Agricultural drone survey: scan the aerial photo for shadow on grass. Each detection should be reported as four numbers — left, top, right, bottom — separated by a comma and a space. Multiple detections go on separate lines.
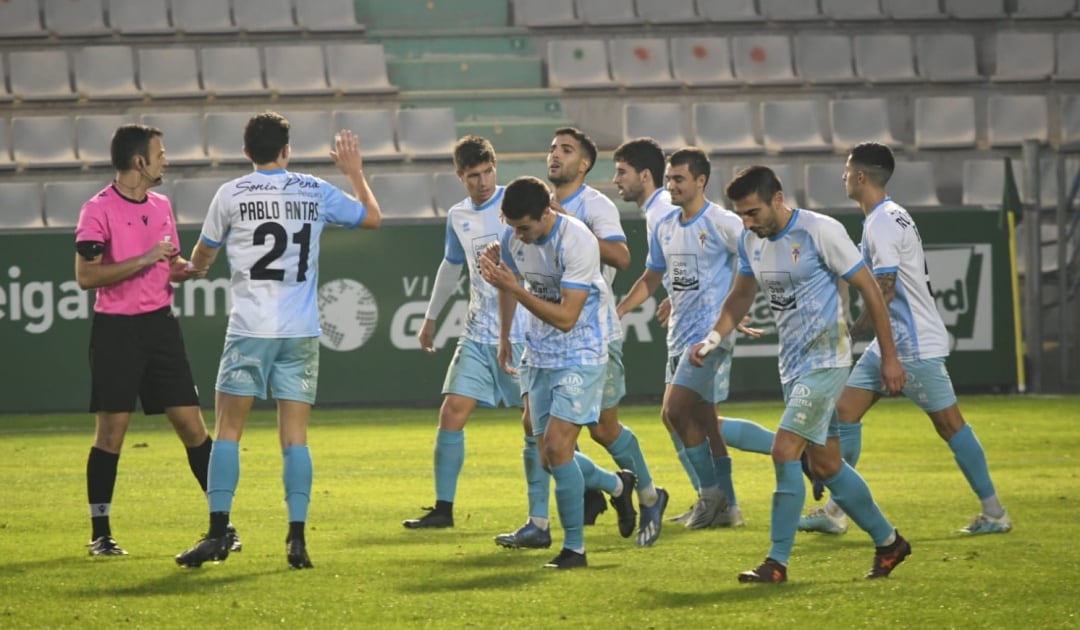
66, 566, 274, 598
637, 581, 812, 607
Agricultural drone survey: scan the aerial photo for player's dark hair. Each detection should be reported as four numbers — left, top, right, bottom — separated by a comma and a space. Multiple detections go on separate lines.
668, 147, 711, 186
453, 135, 497, 172
613, 137, 665, 189
502, 176, 551, 221
554, 126, 598, 175
726, 165, 784, 204
849, 142, 895, 187
244, 111, 290, 165
110, 124, 163, 172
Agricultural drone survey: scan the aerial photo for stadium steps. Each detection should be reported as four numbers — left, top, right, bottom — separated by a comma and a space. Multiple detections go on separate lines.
387, 55, 545, 91
356, 0, 510, 31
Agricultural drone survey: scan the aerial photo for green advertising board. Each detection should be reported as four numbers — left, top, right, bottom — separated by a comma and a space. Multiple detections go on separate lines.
0, 210, 1015, 413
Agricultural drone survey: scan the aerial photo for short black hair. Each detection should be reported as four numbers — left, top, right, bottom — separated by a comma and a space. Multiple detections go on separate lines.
849, 142, 895, 187
454, 135, 496, 172
613, 137, 665, 188
502, 176, 551, 221
244, 111, 290, 165
726, 165, 784, 204
554, 126, 598, 175
668, 147, 711, 186
110, 124, 162, 171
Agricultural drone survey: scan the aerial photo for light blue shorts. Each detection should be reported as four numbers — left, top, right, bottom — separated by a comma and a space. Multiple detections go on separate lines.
779, 367, 849, 446
666, 346, 733, 404
216, 334, 319, 404
602, 339, 627, 410
846, 352, 957, 413
525, 364, 605, 437
442, 337, 524, 408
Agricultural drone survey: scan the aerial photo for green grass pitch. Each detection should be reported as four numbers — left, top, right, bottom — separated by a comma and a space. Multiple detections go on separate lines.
1, 395, 1077, 628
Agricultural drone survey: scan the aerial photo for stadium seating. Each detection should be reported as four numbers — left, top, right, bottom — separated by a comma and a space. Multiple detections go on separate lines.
171, 0, 236, 33
963, 159, 1025, 207
0, 62, 11, 103
853, 34, 919, 83
1013, 0, 1076, 18
670, 37, 738, 87
264, 45, 335, 96
762, 100, 831, 153
107, 0, 172, 35
12, 116, 80, 169
945, 0, 1007, 19
914, 97, 977, 149
992, 31, 1055, 82
695, 0, 761, 21
759, 0, 822, 20
623, 103, 687, 152
513, 0, 578, 26
76, 114, 138, 167
233, 0, 296, 32
43, 180, 107, 227
576, 0, 639, 25
140, 112, 210, 165
731, 35, 799, 85
804, 164, 851, 210
331, 109, 403, 162
692, 102, 762, 154
205, 113, 255, 164
821, 0, 886, 20
636, 0, 697, 23
278, 111, 334, 163
200, 47, 268, 97
326, 44, 397, 95
138, 48, 204, 99
0, 182, 44, 228
1057, 32, 1080, 81
369, 173, 437, 218
729, 163, 800, 206
0, 0, 46, 37
794, 34, 859, 84
295, 0, 365, 31
73, 46, 141, 101
889, 161, 942, 207
398, 109, 457, 161
547, 40, 614, 89
9, 50, 75, 101
882, 0, 946, 18
1059, 95, 1080, 148
434, 172, 465, 215
829, 98, 900, 152
43, 0, 109, 36
0, 121, 13, 169
916, 33, 981, 82
987, 95, 1049, 147
171, 177, 221, 225
609, 39, 679, 88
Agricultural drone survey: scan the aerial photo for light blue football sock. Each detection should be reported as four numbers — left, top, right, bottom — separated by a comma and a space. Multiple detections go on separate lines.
768, 460, 805, 565
712, 455, 736, 507
207, 439, 239, 514
574, 452, 618, 494
948, 424, 997, 501
838, 421, 863, 467
721, 418, 775, 455
523, 436, 549, 519
551, 460, 585, 551
825, 463, 894, 546
434, 428, 465, 503
670, 431, 700, 491
282, 444, 313, 523
684, 441, 718, 490
606, 425, 653, 491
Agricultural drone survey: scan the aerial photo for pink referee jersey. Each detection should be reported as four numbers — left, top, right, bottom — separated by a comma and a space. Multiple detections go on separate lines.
75, 184, 181, 315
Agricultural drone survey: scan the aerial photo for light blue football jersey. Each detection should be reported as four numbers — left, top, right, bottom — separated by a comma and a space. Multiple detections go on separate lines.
647, 200, 743, 356
642, 188, 678, 248
558, 184, 627, 290
200, 169, 365, 338
737, 208, 864, 383
500, 214, 614, 369
444, 186, 527, 344
860, 198, 949, 361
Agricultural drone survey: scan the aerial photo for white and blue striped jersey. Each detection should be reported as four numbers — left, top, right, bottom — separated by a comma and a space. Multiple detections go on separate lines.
500, 214, 613, 369
444, 186, 527, 344
647, 201, 743, 356
860, 198, 949, 360
200, 169, 366, 338
558, 184, 626, 291
737, 209, 864, 383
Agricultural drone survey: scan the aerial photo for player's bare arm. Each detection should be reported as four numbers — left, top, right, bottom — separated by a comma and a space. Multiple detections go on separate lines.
847, 266, 905, 394
690, 272, 758, 366
616, 268, 663, 318
330, 129, 382, 229
851, 271, 897, 337
75, 239, 175, 290
597, 238, 630, 271
496, 288, 519, 375
479, 254, 587, 333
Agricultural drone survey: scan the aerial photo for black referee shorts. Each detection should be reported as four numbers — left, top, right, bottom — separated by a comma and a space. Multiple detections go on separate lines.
88, 306, 201, 415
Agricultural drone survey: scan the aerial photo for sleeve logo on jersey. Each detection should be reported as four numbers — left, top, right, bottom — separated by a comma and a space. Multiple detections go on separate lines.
763, 272, 797, 312
670, 254, 700, 292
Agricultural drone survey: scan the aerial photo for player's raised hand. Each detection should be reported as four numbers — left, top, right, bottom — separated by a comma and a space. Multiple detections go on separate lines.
548, 198, 566, 215
330, 129, 364, 175
479, 253, 515, 290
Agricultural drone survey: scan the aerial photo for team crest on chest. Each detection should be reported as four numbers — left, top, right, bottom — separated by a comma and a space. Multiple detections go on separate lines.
698, 229, 708, 249
791, 243, 801, 265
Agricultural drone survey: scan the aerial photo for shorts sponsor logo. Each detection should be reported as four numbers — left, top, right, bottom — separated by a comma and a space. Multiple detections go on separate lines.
319, 278, 379, 352
791, 384, 812, 398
